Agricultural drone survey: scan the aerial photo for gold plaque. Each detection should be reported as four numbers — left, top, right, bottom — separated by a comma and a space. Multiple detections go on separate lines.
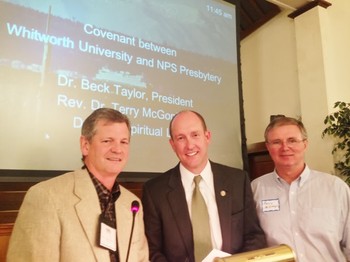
214, 244, 296, 262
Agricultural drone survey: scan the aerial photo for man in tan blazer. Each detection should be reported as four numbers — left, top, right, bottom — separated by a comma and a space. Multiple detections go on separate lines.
7, 108, 148, 262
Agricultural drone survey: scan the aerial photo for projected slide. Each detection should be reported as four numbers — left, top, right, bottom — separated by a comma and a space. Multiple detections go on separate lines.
0, 0, 242, 173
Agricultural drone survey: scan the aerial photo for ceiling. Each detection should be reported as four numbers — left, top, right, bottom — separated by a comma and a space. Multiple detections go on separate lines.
239, 0, 281, 39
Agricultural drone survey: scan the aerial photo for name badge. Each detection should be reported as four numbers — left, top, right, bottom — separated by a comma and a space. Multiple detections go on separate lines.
262, 199, 280, 212
99, 215, 117, 251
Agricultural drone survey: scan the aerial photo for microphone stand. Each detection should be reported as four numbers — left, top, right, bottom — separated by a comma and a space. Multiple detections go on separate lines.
126, 200, 139, 262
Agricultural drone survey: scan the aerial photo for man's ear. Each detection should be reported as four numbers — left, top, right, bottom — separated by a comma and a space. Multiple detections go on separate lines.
205, 130, 212, 143
169, 138, 176, 152
80, 136, 89, 156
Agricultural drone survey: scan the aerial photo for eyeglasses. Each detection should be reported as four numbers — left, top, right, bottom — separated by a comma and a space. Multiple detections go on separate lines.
267, 138, 306, 148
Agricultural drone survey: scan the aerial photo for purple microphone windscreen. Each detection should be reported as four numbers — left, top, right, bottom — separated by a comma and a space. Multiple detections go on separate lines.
131, 200, 140, 213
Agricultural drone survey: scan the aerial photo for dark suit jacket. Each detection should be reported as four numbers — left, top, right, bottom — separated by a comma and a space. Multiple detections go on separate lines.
142, 161, 266, 262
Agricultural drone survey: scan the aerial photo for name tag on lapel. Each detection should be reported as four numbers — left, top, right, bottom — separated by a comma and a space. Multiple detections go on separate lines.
99, 214, 117, 251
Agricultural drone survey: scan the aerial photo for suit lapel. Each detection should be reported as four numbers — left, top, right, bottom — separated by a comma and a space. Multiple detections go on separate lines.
212, 164, 232, 251
73, 170, 110, 261
167, 167, 194, 256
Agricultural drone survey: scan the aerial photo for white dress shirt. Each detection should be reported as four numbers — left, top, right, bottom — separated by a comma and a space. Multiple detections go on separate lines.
180, 161, 223, 250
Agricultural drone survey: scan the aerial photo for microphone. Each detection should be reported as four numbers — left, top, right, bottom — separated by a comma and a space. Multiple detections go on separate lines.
131, 200, 140, 214
126, 200, 140, 262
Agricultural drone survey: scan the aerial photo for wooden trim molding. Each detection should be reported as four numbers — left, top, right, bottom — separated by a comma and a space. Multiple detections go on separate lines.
288, 0, 332, 19
0, 224, 13, 237
247, 142, 275, 180
247, 141, 268, 154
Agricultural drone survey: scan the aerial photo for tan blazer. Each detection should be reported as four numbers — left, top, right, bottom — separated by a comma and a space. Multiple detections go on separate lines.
7, 169, 149, 262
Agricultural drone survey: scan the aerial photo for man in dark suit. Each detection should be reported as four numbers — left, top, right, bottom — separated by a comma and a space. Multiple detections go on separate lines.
142, 110, 266, 262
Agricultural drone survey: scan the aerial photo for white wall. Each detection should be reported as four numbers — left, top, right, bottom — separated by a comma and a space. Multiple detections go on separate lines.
325, 0, 350, 104
241, 0, 350, 173
241, 9, 300, 144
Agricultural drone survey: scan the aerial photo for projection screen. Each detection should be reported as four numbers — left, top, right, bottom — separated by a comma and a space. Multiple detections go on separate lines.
0, 0, 245, 180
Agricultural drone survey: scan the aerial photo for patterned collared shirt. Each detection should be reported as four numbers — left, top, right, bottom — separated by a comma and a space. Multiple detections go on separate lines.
88, 169, 121, 262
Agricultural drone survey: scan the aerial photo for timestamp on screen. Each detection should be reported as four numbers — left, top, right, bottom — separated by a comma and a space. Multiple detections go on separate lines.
206, 5, 233, 19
